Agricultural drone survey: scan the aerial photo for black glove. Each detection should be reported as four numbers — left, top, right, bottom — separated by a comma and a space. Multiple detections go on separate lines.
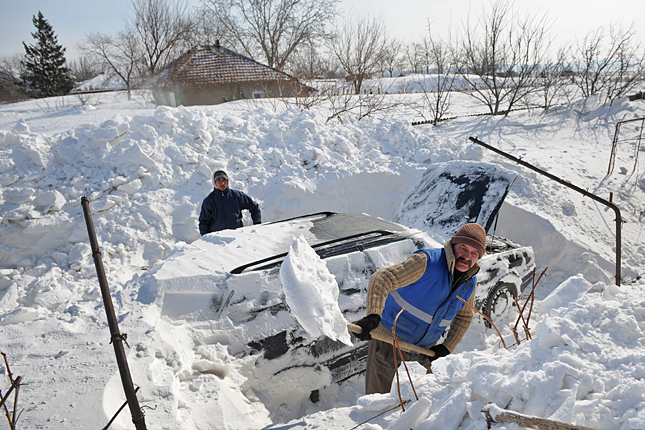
351, 314, 381, 341
429, 344, 450, 361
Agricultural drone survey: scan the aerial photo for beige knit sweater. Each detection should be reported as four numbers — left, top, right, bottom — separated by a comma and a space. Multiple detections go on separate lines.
366, 240, 480, 352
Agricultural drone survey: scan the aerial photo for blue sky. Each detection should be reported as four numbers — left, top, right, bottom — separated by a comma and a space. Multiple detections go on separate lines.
1, 0, 643, 60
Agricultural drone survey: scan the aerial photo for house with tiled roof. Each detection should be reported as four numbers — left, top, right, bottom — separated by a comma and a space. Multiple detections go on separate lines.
155, 42, 313, 106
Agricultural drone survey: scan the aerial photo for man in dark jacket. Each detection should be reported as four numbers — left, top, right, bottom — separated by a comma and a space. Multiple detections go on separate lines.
351, 223, 486, 394
198, 170, 262, 236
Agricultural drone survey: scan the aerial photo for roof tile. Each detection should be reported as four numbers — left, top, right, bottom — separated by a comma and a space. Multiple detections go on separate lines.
159, 45, 297, 87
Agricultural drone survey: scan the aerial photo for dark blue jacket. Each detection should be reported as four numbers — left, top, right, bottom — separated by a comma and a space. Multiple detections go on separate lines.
380, 248, 477, 347
198, 187, 261, 235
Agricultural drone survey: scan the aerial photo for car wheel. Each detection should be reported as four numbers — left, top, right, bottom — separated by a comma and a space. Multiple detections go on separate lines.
482, 282, 518, 327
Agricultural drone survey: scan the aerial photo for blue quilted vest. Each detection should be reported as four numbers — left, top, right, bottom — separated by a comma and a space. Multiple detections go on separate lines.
380, 248, 477, 347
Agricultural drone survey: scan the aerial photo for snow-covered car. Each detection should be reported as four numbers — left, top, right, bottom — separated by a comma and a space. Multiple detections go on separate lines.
136, 161, 535, 416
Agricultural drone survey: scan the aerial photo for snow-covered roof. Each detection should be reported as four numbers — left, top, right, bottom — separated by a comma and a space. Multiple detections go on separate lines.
158, 43, 300, 87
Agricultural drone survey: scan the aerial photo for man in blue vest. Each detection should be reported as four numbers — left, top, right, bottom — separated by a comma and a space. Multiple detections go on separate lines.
351, 223, 486, 394
198, 170, 262, 235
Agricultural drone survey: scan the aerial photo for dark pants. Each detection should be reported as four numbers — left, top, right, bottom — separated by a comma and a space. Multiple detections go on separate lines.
365, 339, 435, 394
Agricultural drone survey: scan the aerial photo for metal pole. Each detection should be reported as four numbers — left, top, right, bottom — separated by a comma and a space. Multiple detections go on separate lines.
469, 137, 622, 286
608, 122, 620, 175
634, 118, 644, 173
608, 117, 645, 175
81, 196, 147, 429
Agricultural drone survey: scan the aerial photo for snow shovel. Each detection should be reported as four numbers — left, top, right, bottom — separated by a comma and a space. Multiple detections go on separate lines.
347, 323, 435, 357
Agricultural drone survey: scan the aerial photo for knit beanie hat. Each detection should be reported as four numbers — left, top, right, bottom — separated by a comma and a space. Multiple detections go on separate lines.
451, 223, 487, 257
213, 170, 228, 182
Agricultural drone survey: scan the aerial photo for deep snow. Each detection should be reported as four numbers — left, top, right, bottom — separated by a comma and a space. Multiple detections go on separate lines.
0, 75, 645, 429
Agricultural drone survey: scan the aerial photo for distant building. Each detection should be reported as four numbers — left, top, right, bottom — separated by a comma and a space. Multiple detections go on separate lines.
155, 42, 314, 106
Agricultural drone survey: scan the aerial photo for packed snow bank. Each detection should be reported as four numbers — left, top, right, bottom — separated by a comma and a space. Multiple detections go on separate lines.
495, 203, 615, 294
2, 91, 636, 324
267, 276, 645, 430
0, 104, 448, 323
1, 88, 644, 429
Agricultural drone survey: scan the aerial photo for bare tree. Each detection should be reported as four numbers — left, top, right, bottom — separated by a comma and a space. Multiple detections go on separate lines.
454, 1, 510, 114
454, 1, 550, 115
425, 26, 451, 75
537, 47, 571, 111
418, 36, 436, 74
80, 29, 145, 100
604, 37, 645, 106
501, 10, 550, 113
572, 24, 645, 106
190, 10, 227, 47
380, 37, 404, 77
67, 54, 102, 82
574, 27, 613, 99
403, 42, 425, 75
0, 54, 27, 102
288, 41, 339, 79
330, 14, 388, 95
201, 0, 339, 71
128, 0, 196, 76
77, 0, 196, 103
414, 22, 456, 76
417, 27, 457, 125
325, 86, 405, 122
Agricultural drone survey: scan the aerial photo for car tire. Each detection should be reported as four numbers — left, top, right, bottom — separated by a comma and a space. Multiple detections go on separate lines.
482, 282, 518, 327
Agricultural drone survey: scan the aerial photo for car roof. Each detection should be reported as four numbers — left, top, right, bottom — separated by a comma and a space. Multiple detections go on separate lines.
284, 212, 407, 242
183, 161, 517, 276
229, 212, 416, 274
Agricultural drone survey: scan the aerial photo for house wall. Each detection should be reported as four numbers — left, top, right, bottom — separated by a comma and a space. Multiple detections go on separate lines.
158, 81, 310, 106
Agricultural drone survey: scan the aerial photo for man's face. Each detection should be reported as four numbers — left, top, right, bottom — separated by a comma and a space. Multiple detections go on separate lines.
453, 242, 480, 272
215, 178, 228, 191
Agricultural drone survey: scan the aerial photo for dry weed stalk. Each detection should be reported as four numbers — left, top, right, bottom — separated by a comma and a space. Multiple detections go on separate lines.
512, 267, 548, 345
513, 297, 532, 341
457, 296, 507, 349
391, 307, 419, 412
0, 352, 21, 430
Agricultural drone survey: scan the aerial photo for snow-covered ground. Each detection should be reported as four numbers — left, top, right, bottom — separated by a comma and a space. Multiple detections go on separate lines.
1, 75, 645, 429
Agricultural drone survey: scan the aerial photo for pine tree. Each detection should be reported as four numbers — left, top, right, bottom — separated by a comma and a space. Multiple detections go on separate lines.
21, 11, 74, 97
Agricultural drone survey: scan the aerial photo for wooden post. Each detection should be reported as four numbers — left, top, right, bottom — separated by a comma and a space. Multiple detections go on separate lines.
482, 403, 600, 430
